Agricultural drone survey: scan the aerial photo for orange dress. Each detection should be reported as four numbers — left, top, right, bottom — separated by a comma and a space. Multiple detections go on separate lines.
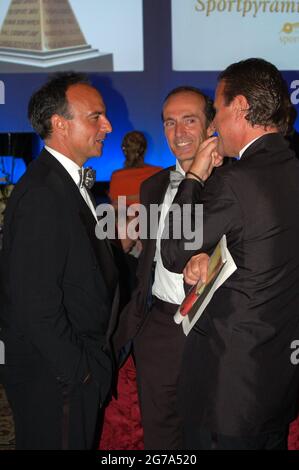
109, 164, 162, 206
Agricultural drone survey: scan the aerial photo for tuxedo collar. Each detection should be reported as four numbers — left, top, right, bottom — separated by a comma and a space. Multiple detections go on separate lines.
148, 165, 175, 207
241, 133, 288, 161
141, 165, 175, 256
39, 149, 94, 221
39, 148, 81, 190
44, 145, 81, 186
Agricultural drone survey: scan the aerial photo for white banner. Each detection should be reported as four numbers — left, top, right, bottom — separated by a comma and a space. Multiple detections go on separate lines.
172, 0, 299, 70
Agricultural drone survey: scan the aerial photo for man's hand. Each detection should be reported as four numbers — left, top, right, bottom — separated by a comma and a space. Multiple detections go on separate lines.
187, 136, 223, 182
183, 253, 210, 285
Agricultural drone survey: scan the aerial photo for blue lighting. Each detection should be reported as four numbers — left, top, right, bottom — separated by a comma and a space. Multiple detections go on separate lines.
0, 156, 26, 184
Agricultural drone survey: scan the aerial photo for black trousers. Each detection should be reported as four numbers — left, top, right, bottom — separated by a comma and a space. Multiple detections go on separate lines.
183, 426, 289, 450
4, 365, 103, 450
134, 297, 186, 450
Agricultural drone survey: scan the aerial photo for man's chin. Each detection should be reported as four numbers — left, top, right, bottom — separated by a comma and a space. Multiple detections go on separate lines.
94, 142, 103, 156
89, 150, 103, 158
175, 154, 194, 164
174, 145, 194, 156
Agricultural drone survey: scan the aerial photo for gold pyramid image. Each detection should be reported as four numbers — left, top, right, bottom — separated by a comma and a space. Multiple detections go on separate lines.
0, 0, 113, 72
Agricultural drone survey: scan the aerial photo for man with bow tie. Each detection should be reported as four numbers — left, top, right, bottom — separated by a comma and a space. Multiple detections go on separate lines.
115, 86, 215, 449
0, 72, 119, 449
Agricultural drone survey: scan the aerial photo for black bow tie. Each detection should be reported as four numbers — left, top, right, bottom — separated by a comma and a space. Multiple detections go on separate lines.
78, 167, 96, 190
169, 170, 184, 189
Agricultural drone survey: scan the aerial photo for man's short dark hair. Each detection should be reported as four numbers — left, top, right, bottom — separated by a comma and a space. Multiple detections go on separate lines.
162, 86, 215, 127
219, 58, 292, 135
28, 72, 90, 140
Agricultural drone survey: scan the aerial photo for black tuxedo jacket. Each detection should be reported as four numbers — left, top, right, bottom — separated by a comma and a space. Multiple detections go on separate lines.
161, 133, 299, 435
113, 166, 175, 351
0, 149, 119, 403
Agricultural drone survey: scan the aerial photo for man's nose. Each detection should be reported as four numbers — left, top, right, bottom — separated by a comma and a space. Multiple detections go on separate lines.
101, 116, 112, 134
175, 121, 186, 136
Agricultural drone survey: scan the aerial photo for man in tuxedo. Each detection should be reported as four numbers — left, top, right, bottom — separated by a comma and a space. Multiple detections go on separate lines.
161, 59, 299, 450
115, 87, 215, 449
0, 73, 119, 449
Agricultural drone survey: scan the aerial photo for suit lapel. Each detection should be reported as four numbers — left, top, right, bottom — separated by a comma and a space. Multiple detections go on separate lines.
141, 166, 174, 276
77, 197, 118, 295
143, 166, 174, 213
85, 186, 113, 256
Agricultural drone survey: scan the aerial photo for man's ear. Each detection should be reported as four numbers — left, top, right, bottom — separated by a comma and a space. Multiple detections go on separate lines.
51, 114, 67, 133
233, 95, 249, 119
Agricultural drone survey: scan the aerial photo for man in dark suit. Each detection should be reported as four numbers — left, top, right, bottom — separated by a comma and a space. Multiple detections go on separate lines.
115, 87, 215, 449
0, 73, 119, 449
161, 58, 299, 450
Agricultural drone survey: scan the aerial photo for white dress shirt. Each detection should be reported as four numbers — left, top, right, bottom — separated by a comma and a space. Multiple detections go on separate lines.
45, 146, 98, 223
152, 161, 186, 304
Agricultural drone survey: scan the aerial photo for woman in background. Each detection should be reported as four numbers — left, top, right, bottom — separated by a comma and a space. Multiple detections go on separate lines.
110, 130, 162, 208
110, 131, 162, 284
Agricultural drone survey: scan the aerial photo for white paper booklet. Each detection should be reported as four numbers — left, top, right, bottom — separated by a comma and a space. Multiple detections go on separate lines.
174, 235, 237, 336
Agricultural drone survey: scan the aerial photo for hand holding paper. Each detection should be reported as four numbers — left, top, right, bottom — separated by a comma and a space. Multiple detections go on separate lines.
183, 253, 210, 285
174, 235, 237, 335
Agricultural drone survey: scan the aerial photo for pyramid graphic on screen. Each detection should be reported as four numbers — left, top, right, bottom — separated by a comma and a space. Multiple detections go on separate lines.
0, 0, 113, 71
